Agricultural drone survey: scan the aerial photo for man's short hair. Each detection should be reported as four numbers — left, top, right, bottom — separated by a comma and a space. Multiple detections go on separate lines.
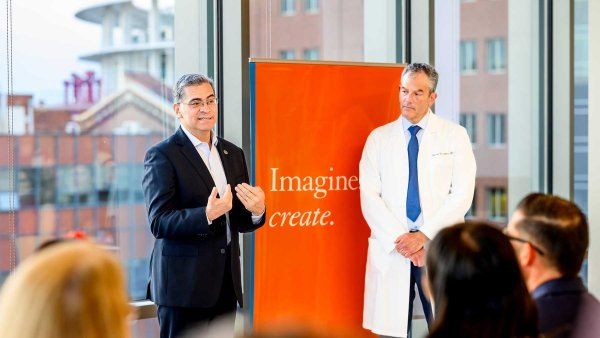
516, 193, 588, 277
173, 74, 215, 104
401, 63, 439, 93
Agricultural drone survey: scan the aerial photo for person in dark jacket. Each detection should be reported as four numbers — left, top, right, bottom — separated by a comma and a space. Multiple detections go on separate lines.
506, 193, 598, 338
143, 74, 266, 338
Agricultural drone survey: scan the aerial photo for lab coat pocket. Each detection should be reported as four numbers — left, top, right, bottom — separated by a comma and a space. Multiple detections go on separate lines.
368, 237, 391, 274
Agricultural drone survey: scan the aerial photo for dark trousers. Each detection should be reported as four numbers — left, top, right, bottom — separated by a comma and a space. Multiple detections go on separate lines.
157, 245, 237, 338
407, 263, 433, 336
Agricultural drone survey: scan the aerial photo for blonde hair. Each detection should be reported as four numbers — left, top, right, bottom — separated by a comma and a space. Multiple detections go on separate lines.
0, 241, 131, 338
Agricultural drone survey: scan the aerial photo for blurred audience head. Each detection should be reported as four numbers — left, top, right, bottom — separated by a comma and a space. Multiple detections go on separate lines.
0, 241, 132, 338
507, 193, 588, 290
426, 221, 538, 338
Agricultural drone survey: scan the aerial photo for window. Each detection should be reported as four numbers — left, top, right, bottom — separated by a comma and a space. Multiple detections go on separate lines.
281, 0, 296, 15
487, 38, 506, 73
460, 113, 477, 144
303, 48, 319, 60
305, 0, 319, 13
466, 189, 477, 218
279, 50, 296, 60
0, 168, 18, 212
460, 40, 477, 74
18, 168, 36, 208
0, 2, 173, 320
487, 187, 507, 220
487, 113, 506, 146
160, 53, 167, 81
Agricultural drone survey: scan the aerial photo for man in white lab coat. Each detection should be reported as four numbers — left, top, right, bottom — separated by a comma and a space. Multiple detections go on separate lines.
360, 63, 476, 337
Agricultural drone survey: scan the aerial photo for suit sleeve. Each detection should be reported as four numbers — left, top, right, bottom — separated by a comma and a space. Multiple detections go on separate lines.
232, 148, 266, 233
359, 132, 407, 254
419, 127, 476, 240
143, 146, 214, 239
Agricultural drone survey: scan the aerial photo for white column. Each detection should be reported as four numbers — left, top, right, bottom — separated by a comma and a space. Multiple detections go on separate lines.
148, 0, 160, 43
552, 0, 574, 200
363, 0, 396, 62
411, 0, 433, 64
120, 4, 133, 45
174, 0, 210, 77
507, 0, 542, 211
102, 8, 116, 48
434, 0, 460, 122
222, 0, 249, 148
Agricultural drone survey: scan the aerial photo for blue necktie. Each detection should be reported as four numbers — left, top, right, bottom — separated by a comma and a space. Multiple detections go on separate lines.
406, 125, 421, 222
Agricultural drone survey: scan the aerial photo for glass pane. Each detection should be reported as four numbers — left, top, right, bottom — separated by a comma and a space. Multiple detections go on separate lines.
0, 0, 176, 301
439, 0, 541, 223
251, 0, 406, 63
574, 0, 588, 283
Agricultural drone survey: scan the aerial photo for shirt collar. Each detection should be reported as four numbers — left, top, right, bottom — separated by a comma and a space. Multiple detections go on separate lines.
401, 109, 431, 133
180, 125, 218, 148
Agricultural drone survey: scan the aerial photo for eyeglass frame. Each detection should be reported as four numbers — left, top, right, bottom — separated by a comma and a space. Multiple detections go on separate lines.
502, 227, 546, 256
178, 97, 219, 109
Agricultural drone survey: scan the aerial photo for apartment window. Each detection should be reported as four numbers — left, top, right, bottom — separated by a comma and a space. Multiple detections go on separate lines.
305, 0, 319, 12
487, 113, 506, 146
57, 165, 94, 207
281, 0, 295, 15
487, 187, 507, 220
18, 168, 36, 207
487, 38, 506, 73
460, 113, 477, 144
279, 50, 296, 60
0, 168, 18, 211
39, 167, 56, 205
303, 48, 319, 60
160, 53, 167, 81
95, 164, 112, 204
460, 40, 477, 74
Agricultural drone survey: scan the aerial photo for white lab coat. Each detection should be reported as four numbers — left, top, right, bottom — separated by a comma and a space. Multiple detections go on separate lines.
360, 112, 476, 337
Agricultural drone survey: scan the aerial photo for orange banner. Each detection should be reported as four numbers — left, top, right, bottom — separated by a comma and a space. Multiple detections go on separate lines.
251, 60, 405, 336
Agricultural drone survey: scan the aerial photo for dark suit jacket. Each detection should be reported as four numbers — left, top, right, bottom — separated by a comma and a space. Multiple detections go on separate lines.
533, 277, 599, 338
142, 127, 265, 308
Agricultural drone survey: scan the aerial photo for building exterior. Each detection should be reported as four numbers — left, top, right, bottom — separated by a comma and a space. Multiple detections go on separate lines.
250, 0, 363, 61
459, 0, 509, 222
75, 0, 175, 96
0, 1, 176, 309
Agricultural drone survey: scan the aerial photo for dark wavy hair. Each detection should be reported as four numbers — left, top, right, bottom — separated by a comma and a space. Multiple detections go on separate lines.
426, 222, 538, 338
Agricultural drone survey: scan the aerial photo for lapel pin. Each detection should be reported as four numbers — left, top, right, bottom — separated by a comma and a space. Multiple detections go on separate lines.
224, 150, 228, 155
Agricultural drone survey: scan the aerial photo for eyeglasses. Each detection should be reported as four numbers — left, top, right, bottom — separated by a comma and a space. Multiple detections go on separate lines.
179, 97, 218, 109
502, 227, 545, 256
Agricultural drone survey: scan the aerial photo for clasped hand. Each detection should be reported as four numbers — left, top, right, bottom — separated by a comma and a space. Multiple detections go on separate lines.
395, 231, 429, 267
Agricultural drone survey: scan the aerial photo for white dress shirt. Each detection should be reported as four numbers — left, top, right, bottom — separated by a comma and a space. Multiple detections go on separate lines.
181, 126, 263, 244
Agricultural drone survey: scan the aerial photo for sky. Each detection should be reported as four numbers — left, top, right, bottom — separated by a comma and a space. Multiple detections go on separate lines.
0, 0, 171, 106
0, 0, 104, 105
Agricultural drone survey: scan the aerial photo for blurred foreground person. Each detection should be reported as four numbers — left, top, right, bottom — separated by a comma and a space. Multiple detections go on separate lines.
0, 241, 132, 338
426, 222, 538, 338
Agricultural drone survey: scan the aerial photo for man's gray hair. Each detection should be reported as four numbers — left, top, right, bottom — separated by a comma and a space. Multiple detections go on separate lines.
173, 74, 215, 103
401, 63, 439, 93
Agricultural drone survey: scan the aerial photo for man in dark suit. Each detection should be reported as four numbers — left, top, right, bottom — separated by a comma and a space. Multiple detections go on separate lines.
143, 74, 266, 338
505, 193, 598, 338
